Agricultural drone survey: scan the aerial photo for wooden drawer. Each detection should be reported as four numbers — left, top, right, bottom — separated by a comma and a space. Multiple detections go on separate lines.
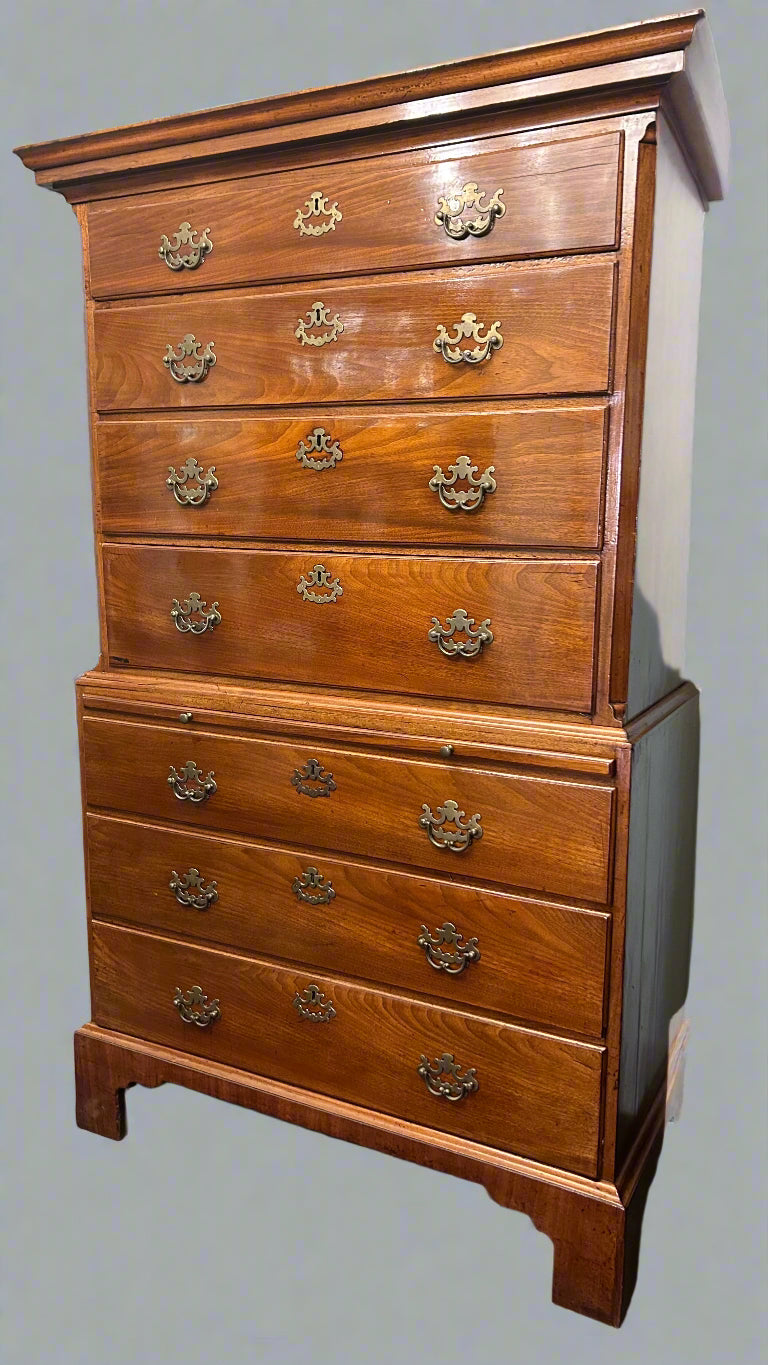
87, 813, 610, 1036
86, 129, 622, 298
102, 545, 598, 713
91, 259, 615, 410
81, 718, 614, 902
96, 405, 608, 548
91, 922, 605, 1174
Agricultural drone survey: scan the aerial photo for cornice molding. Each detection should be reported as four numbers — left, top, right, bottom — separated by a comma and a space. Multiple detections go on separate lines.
14, 11, 728, 202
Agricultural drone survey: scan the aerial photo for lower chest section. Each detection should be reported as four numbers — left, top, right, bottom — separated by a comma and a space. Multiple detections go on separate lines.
80, 693, 620, 1181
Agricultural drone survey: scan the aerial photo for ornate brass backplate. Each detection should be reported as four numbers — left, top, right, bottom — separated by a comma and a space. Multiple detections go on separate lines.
417, 921, 481, 974
293, 983, 336, 1022
163, 333, 216, 383
418, 1052, 479, 1101
295, 427, 344, 470
293, 191, 343, 236
171, 591, 221, 634
173, 985, 221, 1027
169, 867, 219, 910
419, 800, 483, 852
297, 563, 343, 603
429, 456, 497, 512
158, 221, 213, 270
434, 182, 505, 240
428, 609, 493, 658
168, 761, 217, 803
167, 457, 218, 506
295, 301, 344, 347
292, 866, 337, 905
433, 313, 503, 365
291, 758, 336, 798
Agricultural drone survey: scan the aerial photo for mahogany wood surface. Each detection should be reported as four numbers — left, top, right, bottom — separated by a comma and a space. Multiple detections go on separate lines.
617, 689, 699, 1162
91, 258, 616, 410
86, 127, 621, 298
30, 100, 653, 208
90, 921, 605, 1174
624, 116, 705, 720
101, 544, 600, 711
74, 1020, 678, 1324
17, 17, 698, 170
76, 665, 628, 766
608, 124, 656, 722
15, 15, 727, 207
86, 811, 610, 1036
96, 404, 608, 548
15, 8, 729, 1325
81, 716, 615, 902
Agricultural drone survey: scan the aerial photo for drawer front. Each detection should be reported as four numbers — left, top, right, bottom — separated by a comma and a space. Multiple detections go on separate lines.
91, 922, 605, 1174
102, 546, 599, 713
82, 718, 614, 902
91, 260, 615, 410
97, 405, 607, 548
86, 129, 622, 298
87, 814, 610, 1036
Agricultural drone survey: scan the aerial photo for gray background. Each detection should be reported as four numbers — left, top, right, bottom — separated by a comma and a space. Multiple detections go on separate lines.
2, 2, 766, 1361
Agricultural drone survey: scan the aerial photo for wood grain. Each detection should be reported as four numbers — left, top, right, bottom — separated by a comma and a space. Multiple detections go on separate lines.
81, 717, 615, 902
86, 128, 621, 297
101, 545, 600, 712
96, 404, 608, 548
76, 665, 625, 771
16, 11, 729, 1326
91, 259, 616, 410
606, 123, 656, 723
90, 921, 605, 1174
624, 116, 705, 720
75, 1021, 673, 1324
16, 15, 701, 172
86, 812, 610, 1036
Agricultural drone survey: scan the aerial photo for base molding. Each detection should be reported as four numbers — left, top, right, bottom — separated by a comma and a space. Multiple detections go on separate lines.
73, 1021, 684, 1325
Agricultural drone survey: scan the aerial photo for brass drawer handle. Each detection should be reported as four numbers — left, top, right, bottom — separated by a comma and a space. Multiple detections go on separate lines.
429, 610, 493, 658
293, 983, 336, 1022
433, 313, 503, 365
291, 759, 336, 798
293, 866, 336, 905
163, 333, 216, 383
173, 985, 221, 1027
158, 221, 213, 270
170, 867, 219, 910
297, 563, 343, 603
168, 761, 217, 803
420, 800, 483, 852
418, 1052, 479, 1101
417, 922, 480, 974
171, 592, 221, 634
295, 427, 344, 470
429, 457, 496, 512
434, 182, 505, 240
167, 458, 218, 506
295, 301, 344, 347
293, 191, 342, 236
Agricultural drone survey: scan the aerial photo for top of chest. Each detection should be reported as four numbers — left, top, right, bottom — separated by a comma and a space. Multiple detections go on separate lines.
15, 11, 728, 224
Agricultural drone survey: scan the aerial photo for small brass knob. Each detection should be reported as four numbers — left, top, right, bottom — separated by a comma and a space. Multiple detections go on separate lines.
439, 743, 454, 758
179, 711, 193, 723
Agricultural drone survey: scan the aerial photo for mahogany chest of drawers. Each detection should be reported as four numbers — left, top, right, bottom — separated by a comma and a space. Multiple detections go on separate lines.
15, 10, 728, 1326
